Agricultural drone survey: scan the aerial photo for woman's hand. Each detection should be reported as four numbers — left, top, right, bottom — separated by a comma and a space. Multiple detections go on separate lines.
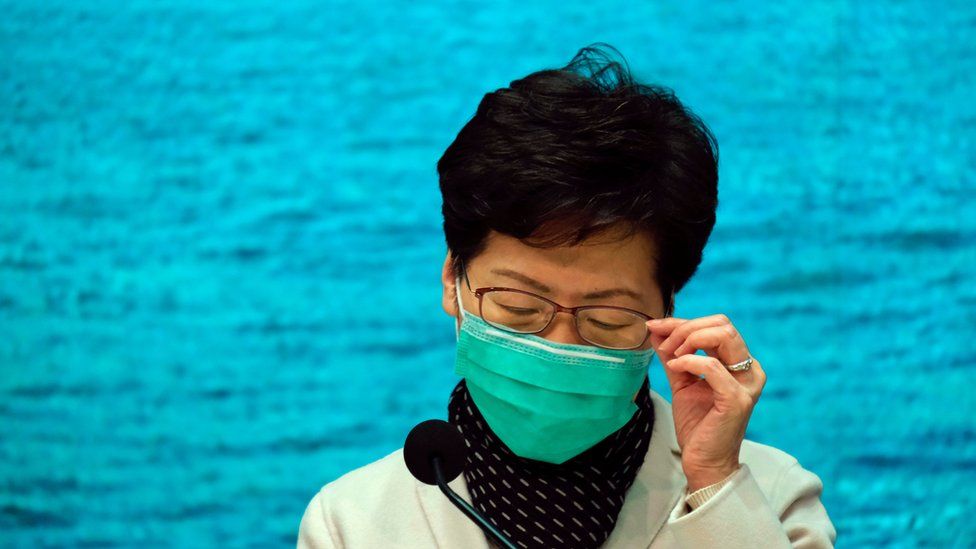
645, 314, 767, 492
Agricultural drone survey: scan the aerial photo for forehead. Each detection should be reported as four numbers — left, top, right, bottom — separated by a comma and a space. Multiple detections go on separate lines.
472, 227, 659, 297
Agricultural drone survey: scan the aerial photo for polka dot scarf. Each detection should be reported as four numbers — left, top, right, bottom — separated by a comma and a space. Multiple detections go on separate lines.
447, 376, 655, 548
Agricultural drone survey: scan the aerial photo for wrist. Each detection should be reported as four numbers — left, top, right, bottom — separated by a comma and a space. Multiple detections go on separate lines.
683, 463, 740, 492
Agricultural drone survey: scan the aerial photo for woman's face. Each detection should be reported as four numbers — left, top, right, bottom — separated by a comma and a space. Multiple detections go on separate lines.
441, 225, 668, 352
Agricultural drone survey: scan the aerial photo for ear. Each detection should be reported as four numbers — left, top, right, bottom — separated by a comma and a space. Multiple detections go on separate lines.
441, 251, 460, 319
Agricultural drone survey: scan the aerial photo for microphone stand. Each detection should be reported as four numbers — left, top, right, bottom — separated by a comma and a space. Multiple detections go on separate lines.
431, 455, 517, 549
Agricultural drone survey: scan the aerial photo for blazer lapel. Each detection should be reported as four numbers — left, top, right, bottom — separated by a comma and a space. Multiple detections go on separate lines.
416, 463, 491, 547
416, 388, 686, 548
603, 389, 687, 547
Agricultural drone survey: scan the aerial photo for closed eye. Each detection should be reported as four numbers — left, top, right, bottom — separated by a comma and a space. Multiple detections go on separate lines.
586, 318, 627, 330
501, 305, 541, 316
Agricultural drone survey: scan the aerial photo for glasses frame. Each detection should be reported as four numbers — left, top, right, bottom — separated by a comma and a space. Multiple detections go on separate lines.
459, 261, 657, 350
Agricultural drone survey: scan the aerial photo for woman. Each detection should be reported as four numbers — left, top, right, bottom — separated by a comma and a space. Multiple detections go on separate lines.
298, 44, 836, 548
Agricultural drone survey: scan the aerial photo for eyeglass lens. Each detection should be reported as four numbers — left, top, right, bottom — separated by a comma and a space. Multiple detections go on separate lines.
480, 290, 648, 349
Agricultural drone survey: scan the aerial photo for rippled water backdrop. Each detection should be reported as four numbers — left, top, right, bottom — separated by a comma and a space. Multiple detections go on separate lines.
2, 1, 974, 547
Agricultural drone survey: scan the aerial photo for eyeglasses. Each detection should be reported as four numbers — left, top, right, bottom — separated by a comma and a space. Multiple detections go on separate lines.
459, 262, 657, 350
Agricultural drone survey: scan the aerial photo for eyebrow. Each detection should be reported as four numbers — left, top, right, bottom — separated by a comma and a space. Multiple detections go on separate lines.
489, 268, 643, 301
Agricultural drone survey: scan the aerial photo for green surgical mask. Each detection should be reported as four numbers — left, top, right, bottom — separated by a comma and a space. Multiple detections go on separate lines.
453, 276, 655, 464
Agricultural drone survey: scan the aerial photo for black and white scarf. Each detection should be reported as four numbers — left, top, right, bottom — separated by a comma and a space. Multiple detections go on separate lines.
447, 377, 655, 548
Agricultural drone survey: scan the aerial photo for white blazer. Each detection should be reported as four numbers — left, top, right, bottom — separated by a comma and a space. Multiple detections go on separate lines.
297, 389, 836, 548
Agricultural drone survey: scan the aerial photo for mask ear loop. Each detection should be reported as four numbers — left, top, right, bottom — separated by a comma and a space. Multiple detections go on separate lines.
454, 256, 467, 340
454, 273, 466, 340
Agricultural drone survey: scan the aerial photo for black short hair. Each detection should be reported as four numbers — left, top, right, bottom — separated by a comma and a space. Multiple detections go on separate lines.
437, 43, 719, 313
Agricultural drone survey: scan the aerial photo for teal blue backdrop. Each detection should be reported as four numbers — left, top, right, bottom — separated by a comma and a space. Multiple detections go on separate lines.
1, 1, 974, 547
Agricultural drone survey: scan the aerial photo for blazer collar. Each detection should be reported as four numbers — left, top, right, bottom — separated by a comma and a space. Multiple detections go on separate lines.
416, 388, 687, 548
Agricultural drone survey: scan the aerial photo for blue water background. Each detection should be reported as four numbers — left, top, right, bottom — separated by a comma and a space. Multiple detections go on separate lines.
1, 1, 974, 547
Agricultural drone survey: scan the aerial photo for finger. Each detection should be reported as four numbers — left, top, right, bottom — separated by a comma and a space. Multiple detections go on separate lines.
656, 314, 732, 356
742, 357, 768, 397
647, 317, 689, 365
656, 346, 702, 394
646, 317, 687, 345
646, 316, 687, 333
666, 321, 765, 400
671, 325, 763, 397
645, 317, 687, 342
672, 324, 745, 359
665, 354, 755, 410
673, 349, 767, 402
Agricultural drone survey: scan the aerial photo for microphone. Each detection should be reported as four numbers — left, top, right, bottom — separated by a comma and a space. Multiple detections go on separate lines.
403, 419, 517, 549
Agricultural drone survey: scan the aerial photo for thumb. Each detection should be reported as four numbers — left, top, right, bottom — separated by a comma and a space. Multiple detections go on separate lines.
649, 331, 674, 363
649, 328, 697, 389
